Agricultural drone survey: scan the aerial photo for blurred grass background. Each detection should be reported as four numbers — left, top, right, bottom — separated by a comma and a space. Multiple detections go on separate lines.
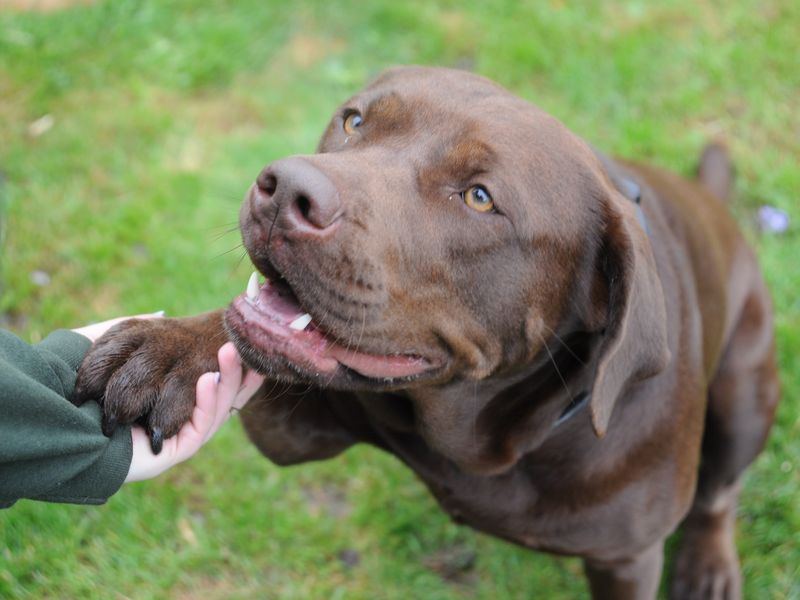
0, 0, 797, 598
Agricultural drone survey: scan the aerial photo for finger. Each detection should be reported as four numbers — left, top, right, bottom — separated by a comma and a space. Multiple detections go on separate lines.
217, 343, 244, 396
203, 366, 264, 445
172, 371, 219, 462
233, 369, 266, 410
125, 426, 159, 482
203, 344, 245, 442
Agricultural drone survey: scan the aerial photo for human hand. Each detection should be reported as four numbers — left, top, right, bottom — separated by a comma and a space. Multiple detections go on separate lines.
72, 311, 165, 343
124, 342, 264, 482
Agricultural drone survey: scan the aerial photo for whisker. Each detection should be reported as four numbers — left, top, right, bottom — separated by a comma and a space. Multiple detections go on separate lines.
213, 244, 246, 260
285, 391, 308, 422
319, 309, 343, 389
355, 305, 367, 357
235, 249, 251, 270
540, 323, 587, 367
259, 379, 288, 406
209, 329, 230, 345
538, 331, 572, 400
472, 380, 478, 454
205, 221, 241, 233
342, 309, 355, 359
209, 226, 242, 243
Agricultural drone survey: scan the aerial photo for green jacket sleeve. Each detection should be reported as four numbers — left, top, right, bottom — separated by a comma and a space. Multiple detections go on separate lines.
0, 329, 132, 507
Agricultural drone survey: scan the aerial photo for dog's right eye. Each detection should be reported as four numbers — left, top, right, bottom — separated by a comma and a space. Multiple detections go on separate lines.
463, 185, 494, 213
343, 111, 363, 135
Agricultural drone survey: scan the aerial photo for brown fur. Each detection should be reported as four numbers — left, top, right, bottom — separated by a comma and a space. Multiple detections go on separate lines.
74, 67, 779, 599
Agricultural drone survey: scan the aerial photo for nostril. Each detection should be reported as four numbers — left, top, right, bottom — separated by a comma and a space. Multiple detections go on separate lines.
296, 195, 312, 222
258, 158, 342, 235
257, 173, 277, 196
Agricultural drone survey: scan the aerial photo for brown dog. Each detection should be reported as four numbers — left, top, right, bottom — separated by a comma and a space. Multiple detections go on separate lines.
73, 67, 780, 599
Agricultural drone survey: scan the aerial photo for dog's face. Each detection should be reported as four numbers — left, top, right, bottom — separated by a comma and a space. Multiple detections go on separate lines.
226, 67, 668, 462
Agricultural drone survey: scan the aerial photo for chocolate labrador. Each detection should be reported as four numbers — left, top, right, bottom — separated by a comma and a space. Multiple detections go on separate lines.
73, 67, 780, 599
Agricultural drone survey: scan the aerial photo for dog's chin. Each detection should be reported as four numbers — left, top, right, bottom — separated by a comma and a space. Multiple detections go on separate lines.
223, 277, 442, 390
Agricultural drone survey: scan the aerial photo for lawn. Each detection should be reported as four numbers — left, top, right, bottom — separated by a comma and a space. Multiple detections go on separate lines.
0, 1, 798, 598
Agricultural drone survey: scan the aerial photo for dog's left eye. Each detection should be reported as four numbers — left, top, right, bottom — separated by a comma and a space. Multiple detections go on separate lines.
460, 185, 494, 213
343, 111, 363, 135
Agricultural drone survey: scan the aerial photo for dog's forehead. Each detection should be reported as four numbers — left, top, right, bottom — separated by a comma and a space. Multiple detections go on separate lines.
361, 67, 526, 123
367, 66, 508, 98
358, 67, 593, 159
334, 67, 607, 238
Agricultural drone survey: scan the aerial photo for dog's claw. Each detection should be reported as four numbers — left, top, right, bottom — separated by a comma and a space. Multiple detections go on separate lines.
149, 427, 163, 455
70, 388, 87, 406
101, 412, 118, 437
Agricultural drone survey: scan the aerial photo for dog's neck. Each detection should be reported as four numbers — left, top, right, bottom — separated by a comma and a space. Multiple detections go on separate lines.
387, 326, 602, 476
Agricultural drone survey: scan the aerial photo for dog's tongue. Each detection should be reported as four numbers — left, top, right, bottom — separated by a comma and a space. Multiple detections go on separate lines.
235, 274, 430, 380
327, 345, 429, 379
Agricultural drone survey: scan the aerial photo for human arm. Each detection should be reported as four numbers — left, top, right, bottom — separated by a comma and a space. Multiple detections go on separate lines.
1, 316, 264, 506
0, 328, 132, 507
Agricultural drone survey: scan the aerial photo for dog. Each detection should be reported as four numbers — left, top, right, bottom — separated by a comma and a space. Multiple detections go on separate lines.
73, 67, 780, 599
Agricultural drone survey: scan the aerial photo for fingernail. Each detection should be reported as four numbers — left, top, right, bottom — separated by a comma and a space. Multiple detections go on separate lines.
153, 310, 166, 317
214, 372, 221, 385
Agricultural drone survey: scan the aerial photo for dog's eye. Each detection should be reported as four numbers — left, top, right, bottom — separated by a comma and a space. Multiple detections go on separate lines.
343, 111, 363, 135
462, 185, 494, 213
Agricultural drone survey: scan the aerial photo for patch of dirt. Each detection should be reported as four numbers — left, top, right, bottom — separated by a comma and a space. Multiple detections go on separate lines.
302, 482, 351, 519
336, 547, 361, 569
281, 34, 346, 69
0, 0, 97, 12
154, 89, 266, 170
438, 10, 477, 70
423, 544, 478, 587
0, 310, 28, 332
171, 575, 254, 600
184, 92, 265, 137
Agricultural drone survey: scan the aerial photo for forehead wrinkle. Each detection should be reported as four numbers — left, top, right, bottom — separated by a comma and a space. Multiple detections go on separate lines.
364, 92, 411, 129
355, 92, 457, 149
448, 134, 497, 176
419, 126, 498, 187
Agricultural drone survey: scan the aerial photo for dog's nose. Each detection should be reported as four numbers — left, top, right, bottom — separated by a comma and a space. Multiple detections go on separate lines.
255, 157, 343, 237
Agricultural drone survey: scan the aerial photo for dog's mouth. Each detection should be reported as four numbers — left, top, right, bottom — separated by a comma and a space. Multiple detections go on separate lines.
225, 270, 437, 384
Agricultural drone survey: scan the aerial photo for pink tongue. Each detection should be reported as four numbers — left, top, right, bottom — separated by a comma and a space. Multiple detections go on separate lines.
327, 346, 430, 379
256, 280, 430, 379
259, 281, 305, 323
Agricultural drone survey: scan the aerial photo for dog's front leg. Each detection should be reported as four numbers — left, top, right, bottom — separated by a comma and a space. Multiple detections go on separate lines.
583, 541, 664, 600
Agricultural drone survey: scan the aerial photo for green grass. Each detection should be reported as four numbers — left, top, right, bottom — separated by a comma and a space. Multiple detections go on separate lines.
1, 0, 798, 598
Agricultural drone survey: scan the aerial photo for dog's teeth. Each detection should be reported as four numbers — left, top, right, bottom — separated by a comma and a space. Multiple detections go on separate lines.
246, 271, 260, 302
289, 313, 312, 331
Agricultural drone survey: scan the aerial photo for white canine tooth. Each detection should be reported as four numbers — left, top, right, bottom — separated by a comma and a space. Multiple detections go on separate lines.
289, 313, 312, 331
246, 271, 260, 302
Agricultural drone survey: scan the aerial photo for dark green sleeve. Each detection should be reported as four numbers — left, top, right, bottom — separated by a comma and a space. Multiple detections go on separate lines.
0, 329, 132, 507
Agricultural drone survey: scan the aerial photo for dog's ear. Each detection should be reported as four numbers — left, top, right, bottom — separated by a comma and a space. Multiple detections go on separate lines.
589, 190, 671, 437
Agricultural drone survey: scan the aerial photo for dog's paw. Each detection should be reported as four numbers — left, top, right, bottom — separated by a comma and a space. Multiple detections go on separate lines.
73, 317, 221, 453
670, 518, 742, 600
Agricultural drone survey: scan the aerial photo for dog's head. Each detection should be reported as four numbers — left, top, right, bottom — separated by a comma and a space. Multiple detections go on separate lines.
226, 67, 669, 471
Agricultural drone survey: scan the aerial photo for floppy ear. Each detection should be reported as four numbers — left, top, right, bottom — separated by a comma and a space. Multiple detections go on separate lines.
590, 192, 671, 437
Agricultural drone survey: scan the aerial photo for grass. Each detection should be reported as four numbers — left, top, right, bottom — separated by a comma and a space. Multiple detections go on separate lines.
0, 0, 798, 597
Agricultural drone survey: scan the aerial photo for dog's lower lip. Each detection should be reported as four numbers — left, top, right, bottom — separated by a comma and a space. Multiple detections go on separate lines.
226, 278, 435, 381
